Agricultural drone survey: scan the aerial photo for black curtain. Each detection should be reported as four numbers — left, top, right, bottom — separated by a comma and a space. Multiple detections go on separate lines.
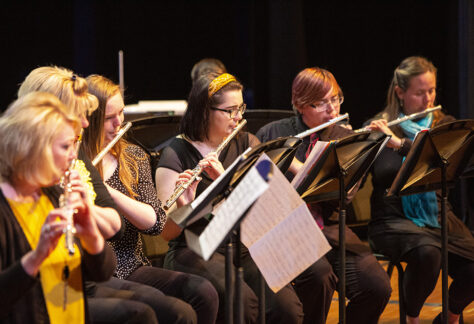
1, 0, 472, 226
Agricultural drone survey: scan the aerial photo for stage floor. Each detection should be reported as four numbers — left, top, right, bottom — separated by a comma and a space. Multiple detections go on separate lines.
326, 260, 474, 323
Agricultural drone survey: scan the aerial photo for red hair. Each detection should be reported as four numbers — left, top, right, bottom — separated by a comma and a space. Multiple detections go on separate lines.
291, 67, 342, 110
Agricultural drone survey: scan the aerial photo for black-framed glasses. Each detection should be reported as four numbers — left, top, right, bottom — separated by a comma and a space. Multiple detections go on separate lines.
310, 95, 344, 112
210, 103, 246, 118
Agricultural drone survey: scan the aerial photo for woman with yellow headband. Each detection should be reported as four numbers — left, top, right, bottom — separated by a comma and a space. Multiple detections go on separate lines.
155, 72, 306, 324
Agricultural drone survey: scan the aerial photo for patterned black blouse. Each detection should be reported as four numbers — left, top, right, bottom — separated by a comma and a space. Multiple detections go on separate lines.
105, 144, 166, 279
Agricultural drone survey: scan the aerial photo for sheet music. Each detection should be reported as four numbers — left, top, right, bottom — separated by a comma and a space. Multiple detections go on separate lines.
242, 155, 331, 293
241, 159, 301, 247
291, 141, 330, 189
197, 165, 269, 261
247, 203, 331, 292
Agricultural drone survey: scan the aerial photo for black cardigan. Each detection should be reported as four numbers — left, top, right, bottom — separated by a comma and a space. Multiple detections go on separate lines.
0, 186, 116, 324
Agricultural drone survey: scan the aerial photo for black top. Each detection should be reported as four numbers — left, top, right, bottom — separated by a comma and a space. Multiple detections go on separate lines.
105, 144, 166, 279
368, 113, 474, 261
255, 114, 371, 255
157, 132, 259, 250
0, 186, 116, 324
256, 115, 313, 163
79, 147, 124, 242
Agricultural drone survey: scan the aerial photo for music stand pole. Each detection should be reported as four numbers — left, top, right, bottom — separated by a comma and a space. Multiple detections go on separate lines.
235, 228, 244, 324
441, 159, 448, 324
338, 170, 347, 324
225, 238, 234, 324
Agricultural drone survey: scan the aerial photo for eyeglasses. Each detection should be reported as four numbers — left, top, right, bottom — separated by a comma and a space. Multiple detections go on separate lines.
210, 103, 246, 118
310, 95, 344, 112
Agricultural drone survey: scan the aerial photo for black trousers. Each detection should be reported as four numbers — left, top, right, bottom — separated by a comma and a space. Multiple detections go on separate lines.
164, 246, 304, 324
127, 265, 219, 324
88, 282, 158, 324
292, 250, 391, 324
326, 250, 392, 324
372, 232, 474, 317
400, 245, 474, 317
87, 276, 198, 324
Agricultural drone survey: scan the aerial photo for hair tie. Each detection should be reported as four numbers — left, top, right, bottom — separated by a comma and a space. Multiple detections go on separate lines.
208, 73, 236, 98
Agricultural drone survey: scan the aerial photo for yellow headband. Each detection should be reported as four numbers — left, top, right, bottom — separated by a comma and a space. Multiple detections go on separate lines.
208, 73, 237, 98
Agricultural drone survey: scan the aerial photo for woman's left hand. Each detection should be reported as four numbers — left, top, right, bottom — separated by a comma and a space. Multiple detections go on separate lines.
199, 152, 224, 180
175, 169, 201, 207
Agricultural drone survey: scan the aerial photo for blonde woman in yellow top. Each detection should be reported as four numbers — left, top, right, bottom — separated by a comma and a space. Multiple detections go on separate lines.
0, 92, 115, 324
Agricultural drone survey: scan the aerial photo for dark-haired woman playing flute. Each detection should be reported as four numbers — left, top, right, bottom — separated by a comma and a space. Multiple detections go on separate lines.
156, 72, 310, 324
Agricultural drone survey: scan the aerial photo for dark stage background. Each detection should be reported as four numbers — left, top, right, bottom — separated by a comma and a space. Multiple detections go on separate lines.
1, 0, 473, 225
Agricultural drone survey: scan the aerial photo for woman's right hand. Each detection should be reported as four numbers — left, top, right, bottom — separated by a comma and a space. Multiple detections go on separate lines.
21, 210, 67, 277
366, 119, 402, 149
199, 152, 224, 180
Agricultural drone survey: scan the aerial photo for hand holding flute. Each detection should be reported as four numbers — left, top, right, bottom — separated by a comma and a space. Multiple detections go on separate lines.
365, 105, 441, 150
366, 119, 402, 149
163, 119, 247, 210
59, 129, 84, 255
62, 170, 105, 251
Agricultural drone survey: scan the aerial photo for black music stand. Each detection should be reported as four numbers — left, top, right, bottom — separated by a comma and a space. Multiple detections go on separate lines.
294, 131, 389, 324
168, 150, 278, 324
387, 120, 474, 324
259, 137, 301, 173
225, 136, 301, 185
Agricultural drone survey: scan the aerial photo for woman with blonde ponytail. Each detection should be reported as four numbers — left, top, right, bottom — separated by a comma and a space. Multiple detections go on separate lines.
366, 57, 474, 324
18, 66, 180, 324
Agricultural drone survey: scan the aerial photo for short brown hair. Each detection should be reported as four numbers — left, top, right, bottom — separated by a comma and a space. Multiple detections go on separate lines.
291, 67, 342, 111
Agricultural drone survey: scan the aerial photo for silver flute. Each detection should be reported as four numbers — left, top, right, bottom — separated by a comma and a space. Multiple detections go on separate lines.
163, 119, 247, 211
92, 122, 132, 166
60, 129, 83, 255
386, 105, 442, 127
356, 105, 442, 132
295, 113, 350, 138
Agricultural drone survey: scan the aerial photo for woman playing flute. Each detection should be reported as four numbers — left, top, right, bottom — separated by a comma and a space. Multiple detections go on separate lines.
155, 72, 312, 324
0, 92, 115, 324
366, 56, 474, 324
256, 67, 392, 324
18, 66, 178, 324
84, 74, 219, 324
